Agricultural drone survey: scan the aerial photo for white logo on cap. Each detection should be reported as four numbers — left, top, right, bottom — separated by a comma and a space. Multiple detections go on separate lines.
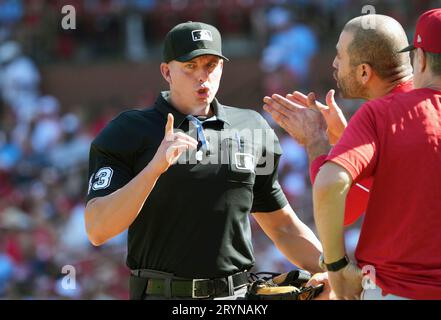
192, 30, 213, 42
417, 34, 422, 43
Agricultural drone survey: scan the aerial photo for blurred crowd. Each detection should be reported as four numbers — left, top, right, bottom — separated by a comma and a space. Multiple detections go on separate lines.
0, 0, 439, 299
0, 37, 127, 298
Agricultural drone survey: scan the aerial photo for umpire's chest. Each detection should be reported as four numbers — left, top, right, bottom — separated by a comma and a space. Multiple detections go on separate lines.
133, 127, 259, 185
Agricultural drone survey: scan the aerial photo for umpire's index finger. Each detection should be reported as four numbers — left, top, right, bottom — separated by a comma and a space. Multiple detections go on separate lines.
165, 113, 174, 141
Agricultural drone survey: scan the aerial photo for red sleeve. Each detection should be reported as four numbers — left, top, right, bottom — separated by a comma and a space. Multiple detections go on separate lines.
343, 177, 372, 226
326, 102, 379, 182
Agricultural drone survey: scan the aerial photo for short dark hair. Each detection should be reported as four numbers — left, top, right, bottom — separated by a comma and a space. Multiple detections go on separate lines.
426, 51, 441, 76
343, 16, 412, 81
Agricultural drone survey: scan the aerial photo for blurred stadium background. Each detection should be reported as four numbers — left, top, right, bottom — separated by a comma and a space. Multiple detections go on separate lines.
0, 0, 439, 299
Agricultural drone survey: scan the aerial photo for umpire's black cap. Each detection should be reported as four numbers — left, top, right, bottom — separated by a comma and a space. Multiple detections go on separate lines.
163, 21, 229, 63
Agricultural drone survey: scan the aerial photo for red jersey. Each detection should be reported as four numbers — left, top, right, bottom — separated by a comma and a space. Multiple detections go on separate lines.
327, 87, 441, 299
310, 80, 413, 226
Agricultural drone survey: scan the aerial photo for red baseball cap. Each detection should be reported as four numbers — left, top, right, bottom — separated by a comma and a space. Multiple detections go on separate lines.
399, 8, 441, 54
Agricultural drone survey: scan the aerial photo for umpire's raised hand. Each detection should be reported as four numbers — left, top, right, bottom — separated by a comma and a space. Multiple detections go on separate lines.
151, 113, 197, 174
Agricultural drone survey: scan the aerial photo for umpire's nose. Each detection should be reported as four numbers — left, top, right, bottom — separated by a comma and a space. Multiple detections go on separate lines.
198, 69, 210, 84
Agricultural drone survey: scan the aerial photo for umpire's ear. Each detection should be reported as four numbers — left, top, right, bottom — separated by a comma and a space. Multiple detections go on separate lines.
160, 62, 172, 85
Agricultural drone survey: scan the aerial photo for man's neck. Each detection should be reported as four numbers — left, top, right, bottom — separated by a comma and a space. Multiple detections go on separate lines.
192, 105, 214, 117
167, 93, 213, 117
366, 74, 413, 100
417, 73, 441, 91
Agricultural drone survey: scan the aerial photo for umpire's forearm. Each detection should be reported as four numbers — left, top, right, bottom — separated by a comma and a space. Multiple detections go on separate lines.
85, 161, 162, 246
256, 205, 323, 273
273, 218, 323, 274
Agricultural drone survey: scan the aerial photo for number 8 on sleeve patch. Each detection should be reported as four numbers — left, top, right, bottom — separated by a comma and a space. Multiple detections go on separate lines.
91, 167, 113, 191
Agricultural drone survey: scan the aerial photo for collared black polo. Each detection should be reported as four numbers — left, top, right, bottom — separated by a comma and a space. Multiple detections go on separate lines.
87, 91, 288, 278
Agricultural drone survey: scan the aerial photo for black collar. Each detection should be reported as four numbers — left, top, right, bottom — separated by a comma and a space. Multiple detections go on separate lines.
154, 91, 230, 129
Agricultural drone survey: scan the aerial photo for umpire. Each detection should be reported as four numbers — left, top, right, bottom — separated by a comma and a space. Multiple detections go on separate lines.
85, 21, 323, 300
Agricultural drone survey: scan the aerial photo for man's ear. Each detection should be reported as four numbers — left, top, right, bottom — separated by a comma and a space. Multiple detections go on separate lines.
358, 63, 373, 85
160, 62, 172, 84
415, 48, 427, 73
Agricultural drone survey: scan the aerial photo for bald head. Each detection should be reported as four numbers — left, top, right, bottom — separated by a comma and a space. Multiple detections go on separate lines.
343, 14, 412, 82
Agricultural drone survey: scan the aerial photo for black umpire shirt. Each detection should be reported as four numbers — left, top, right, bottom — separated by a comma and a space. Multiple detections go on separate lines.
87, 91, 288, 278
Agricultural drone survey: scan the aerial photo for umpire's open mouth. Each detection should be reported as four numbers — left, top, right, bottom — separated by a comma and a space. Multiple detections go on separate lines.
197, 87, 210, 98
